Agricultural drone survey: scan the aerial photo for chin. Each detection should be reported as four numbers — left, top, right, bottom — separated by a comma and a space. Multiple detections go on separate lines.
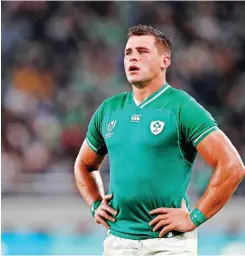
128, 76, 143, 84
127, 76, 148, 88
128, 78, 141, 84
129, 80, 143, 87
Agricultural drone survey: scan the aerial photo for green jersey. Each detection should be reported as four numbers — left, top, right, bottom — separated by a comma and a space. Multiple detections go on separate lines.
86, 83, 218, 240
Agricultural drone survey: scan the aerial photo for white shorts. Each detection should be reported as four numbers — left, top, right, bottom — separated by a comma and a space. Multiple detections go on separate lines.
103, 229, 198, 256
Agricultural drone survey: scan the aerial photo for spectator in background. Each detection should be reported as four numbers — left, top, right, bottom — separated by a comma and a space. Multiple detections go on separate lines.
1, 1, 245, 196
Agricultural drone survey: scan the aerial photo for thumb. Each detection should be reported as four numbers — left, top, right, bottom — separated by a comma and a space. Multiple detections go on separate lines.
104, 194, 113, 202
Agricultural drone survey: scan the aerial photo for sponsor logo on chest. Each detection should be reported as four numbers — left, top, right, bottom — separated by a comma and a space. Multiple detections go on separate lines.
131, 114, 142, 123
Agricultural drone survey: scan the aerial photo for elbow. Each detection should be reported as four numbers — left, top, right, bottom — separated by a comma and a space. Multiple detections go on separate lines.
74, 156, 79, 173
212, 161, 245, 188
74, 159, 87, 187
74, 159, 80, 180
74, 157, 84, 178
237, 167, 245, 181
227, 163, 245, 184
74, 158, 95, 178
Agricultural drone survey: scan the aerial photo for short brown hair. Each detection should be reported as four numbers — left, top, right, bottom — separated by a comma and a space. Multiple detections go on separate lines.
128, 24, 172, 54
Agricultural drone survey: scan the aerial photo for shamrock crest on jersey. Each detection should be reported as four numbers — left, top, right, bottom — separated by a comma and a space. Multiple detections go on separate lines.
150, 121, 165, 135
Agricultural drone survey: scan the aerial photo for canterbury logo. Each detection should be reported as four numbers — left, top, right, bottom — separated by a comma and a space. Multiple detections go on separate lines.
131, 114, 141, 122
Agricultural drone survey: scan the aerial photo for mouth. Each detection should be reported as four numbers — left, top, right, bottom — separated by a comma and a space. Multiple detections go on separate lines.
128, 65, 140, 72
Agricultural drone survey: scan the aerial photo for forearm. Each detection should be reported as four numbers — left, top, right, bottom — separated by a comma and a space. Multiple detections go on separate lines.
196, 163, 245, 219
74, 162, 105, 208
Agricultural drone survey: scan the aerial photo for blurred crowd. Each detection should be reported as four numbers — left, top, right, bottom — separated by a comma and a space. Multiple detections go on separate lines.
2, 1, 245, 195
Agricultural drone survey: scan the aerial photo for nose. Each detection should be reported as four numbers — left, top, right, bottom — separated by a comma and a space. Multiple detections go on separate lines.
130, 56, 138, 62
129, 51, 139, 62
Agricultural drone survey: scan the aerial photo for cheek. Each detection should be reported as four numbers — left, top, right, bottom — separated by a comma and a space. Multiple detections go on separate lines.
124, 58, 127, 67
142, 59, 159, 73
149, 58, 161, 72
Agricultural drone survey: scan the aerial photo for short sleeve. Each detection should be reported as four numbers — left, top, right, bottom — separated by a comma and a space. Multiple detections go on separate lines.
180, 96, 218, 147
86, 102, 108, 155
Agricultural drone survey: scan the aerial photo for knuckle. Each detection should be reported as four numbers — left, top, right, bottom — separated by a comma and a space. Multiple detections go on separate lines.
104, 211, 109, 217
105, 213, 110, 218
155, 224, 160, 229
100, 205, 106, 211
160, 216, 165, 221
155, 216, 160, 221
105, 206, 111, 212
96, 210, 102, 217
104, 214, 110, 220
103, 213, 108, 219
100, 212, 106, 218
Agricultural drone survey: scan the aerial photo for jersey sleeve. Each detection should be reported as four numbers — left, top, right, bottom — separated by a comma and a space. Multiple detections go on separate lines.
179, 96, 218, 147
86, 102, 108, 155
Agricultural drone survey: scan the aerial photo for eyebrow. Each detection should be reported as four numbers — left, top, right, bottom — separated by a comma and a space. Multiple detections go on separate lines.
124, 47, 150, 53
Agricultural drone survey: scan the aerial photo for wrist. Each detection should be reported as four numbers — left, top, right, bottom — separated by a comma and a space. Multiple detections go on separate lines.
185, 212, 196, 230
90, 200, 102, 217
190, 208, 207, 227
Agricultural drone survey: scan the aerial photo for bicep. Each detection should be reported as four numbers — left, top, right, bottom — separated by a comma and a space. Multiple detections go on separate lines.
196, 129, 244, 170
75, 140, 106, 171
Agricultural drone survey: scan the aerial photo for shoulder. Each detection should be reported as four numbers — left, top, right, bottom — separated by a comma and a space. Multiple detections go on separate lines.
168, 86, 197, 105
167, 86, 212, 119
103, 92, 129, 109
92, 92, 129, 118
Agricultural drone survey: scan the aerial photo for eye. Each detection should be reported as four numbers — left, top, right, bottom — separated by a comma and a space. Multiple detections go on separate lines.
139, 50, 148, 54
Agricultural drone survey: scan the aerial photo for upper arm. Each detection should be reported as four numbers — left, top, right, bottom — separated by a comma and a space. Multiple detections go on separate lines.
86, 101, 108, 155
196, 129, 245, 171
75, 101, 108, 171
75, 140, 106, 171
179, 95, 218, 148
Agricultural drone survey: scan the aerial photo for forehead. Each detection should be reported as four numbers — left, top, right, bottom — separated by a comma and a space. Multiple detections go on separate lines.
125, 35, 156, 50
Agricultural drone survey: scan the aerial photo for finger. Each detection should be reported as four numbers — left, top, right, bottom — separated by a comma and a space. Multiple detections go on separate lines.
159, 224, 174, 238
101, 204, 117, 216
149, 215, 168, 226
149, 208, 170, 215
99, 210, 116, 222
153, 219, 171, 232
96, 215, 110, 229
104, 194, 113, 202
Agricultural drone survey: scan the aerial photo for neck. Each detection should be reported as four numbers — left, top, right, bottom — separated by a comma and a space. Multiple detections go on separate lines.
132, 75, 166, 104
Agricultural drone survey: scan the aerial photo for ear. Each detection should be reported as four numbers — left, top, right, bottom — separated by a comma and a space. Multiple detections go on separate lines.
161, 55, 171, 71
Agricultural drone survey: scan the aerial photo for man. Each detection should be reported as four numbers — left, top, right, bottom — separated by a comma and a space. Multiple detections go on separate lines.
74, 25, 245, 255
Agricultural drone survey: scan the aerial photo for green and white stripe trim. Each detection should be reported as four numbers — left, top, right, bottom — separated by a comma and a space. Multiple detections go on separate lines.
139, 84, 170, 109
193, 126, 218, 146
86, 137, 98, 152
